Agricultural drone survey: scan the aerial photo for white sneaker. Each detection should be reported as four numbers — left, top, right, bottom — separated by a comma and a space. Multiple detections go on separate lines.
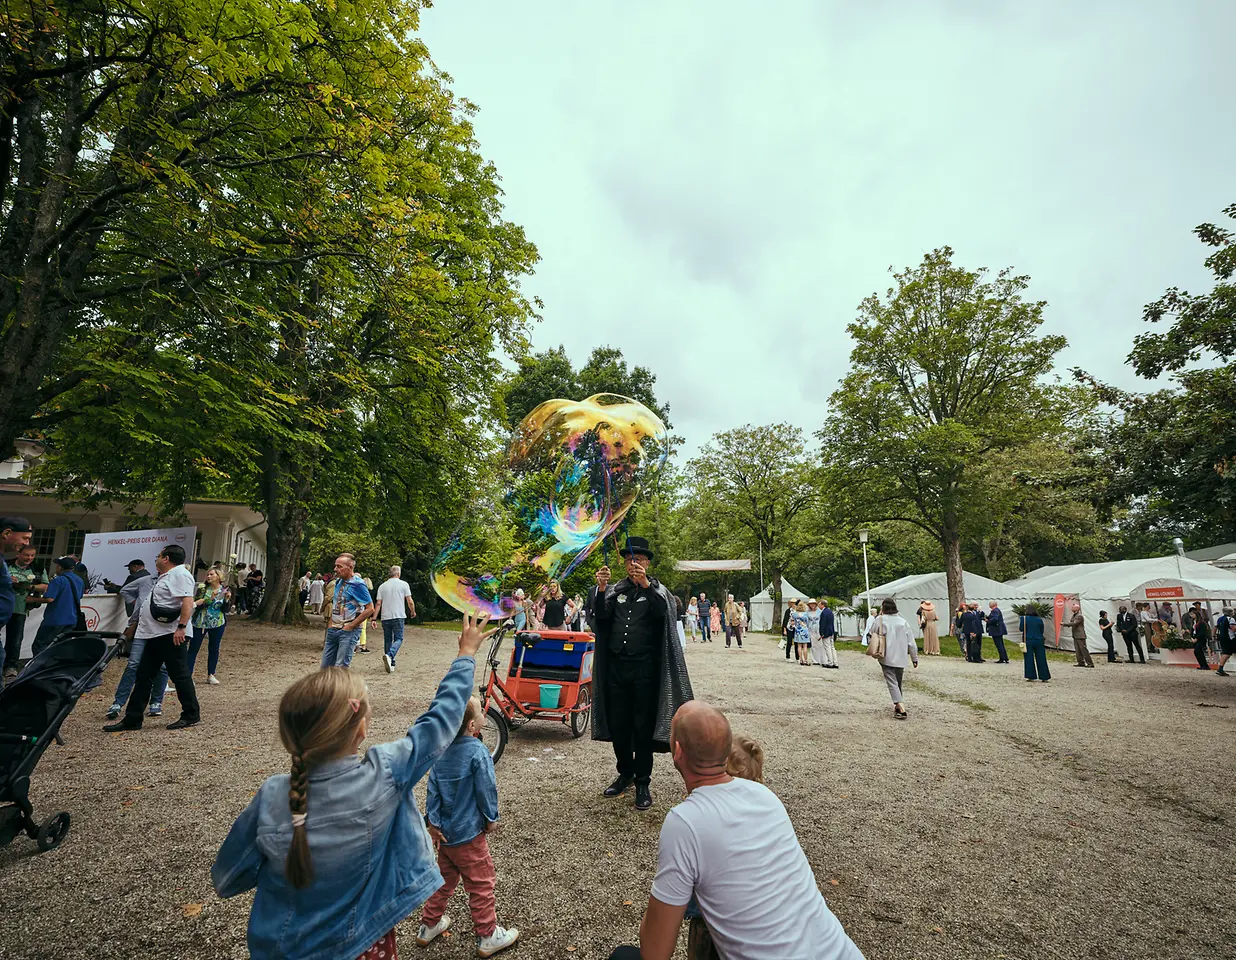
416, 915, 450, 946
476, 925, 519, 957
383, 654, 394, 674
208, 674, 220, 685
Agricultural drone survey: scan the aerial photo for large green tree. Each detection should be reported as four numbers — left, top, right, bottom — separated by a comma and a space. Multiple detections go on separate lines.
818, 247, 1067, 613
1, 0, 467, 456
680, 424, 819, 626
26, 2, 540, 622
1079, 203, 1236, 546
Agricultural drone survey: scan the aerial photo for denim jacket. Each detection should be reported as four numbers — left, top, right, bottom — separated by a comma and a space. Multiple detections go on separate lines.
427, 733, 499, 846
211, 656, 475, 960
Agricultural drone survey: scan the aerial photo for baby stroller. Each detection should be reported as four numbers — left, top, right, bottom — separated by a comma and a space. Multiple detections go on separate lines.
0, 632, 120, 853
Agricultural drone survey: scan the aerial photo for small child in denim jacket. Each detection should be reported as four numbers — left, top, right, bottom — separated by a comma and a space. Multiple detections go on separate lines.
212, 616, 492, 960
416, 696, 519, 957
686, 734, 766, 960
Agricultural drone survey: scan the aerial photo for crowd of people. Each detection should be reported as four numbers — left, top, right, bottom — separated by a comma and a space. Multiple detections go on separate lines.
212, 612, 864, 960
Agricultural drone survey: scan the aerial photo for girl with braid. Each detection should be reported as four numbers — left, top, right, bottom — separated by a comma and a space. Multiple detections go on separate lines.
213, 615, 495, 960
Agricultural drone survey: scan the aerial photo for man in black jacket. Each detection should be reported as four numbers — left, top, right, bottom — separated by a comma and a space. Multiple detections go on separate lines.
592, 537, 693, 811
961, 603, 985, 662
1115, 605, 1144, 663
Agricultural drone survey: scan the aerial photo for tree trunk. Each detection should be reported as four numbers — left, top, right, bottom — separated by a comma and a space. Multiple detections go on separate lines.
255, 445, 311, 625
943, 521, 965, 616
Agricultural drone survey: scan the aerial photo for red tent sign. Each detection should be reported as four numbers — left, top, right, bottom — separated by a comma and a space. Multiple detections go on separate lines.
1145, 586, 1185, 599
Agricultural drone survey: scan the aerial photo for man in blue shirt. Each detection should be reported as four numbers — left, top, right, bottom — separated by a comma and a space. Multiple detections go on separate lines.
321, 553, 374, 668
31, 556, 84, 656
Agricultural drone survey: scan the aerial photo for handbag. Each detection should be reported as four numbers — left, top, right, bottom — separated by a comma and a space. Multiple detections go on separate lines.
865, 615, 886, 659
149, 584, 183, 624
1019, 641, 1027, 653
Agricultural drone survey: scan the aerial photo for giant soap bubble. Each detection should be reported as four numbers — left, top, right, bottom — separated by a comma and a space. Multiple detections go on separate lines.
432, 393, 668, 618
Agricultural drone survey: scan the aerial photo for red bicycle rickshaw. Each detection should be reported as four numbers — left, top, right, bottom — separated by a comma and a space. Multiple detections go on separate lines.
479, 623, 594, 764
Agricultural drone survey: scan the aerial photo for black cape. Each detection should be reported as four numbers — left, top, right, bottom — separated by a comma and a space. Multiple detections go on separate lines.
590, 577, 693, 750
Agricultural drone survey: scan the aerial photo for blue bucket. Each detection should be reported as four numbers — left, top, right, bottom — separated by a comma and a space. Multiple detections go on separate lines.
538, 684, 562, 709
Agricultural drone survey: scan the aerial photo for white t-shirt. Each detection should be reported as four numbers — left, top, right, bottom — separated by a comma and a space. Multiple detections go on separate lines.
133, 565, 197, 640
375, 577, 412, 620
651, 778, 864, 960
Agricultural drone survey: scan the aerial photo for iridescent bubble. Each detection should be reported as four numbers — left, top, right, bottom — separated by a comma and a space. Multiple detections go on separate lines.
432, 394, 668, 618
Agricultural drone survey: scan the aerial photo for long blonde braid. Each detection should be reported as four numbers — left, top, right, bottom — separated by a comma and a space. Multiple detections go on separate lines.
277, 667, 368, 889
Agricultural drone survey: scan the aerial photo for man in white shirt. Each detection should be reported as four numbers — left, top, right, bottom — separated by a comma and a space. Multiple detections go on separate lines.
610, 701, 864, 960
374, 565, 416, 673
104, 544, 201, 732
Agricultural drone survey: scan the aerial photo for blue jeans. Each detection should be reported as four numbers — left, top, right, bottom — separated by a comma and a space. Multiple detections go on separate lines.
188, 624, 226, 676
111, 633, 168, 710
321, 626, 361, 668
381, 618, 405, 663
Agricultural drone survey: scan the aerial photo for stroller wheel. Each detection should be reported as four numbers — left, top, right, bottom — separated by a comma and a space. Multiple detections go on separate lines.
36, 812, 70, 852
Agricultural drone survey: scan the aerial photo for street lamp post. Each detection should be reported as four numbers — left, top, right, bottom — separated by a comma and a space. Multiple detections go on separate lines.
858, 529, 871, 632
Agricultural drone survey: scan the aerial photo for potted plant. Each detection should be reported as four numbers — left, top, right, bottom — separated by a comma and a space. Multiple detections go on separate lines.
1156, 626, 1197, 666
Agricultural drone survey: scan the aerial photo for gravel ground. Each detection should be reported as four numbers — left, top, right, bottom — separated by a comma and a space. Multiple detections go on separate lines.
2, 622, 1233, 960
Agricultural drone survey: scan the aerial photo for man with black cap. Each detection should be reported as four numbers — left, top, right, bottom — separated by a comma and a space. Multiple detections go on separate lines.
592, 537, 693, 810
104, 559, 153, 617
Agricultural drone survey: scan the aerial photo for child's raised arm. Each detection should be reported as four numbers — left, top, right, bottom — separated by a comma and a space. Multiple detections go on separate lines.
375, 615, 495, 789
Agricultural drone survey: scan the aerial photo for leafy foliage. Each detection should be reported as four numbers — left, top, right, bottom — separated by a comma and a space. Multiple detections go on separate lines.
1131, 203, 1236, 376
502, 345, 670, 429
818, 247, 1068, 612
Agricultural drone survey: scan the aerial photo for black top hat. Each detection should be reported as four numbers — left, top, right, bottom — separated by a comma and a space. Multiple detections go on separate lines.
620, 536, 654, 562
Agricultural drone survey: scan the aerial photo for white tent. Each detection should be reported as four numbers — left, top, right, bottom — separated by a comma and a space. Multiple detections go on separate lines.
854, 571, 1035, 640
1013, 557, 1236, 651
747, 580, 812, 632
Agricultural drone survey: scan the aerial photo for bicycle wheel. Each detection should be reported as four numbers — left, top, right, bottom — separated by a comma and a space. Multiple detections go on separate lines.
482, 706, 509, 764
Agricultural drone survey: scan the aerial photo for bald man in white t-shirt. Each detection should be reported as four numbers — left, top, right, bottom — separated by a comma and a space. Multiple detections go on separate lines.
608, 701, 864, 960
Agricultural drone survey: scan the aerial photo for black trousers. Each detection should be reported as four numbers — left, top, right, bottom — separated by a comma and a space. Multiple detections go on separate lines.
1104, 632, 1119, 661
605, 655, 658, 784
1194, 637, 1210, 670
124, 632, 201, 725
3, 613, 26, 670
967, 634, 984, 662
1122, 631, 1145, 663
785, 630, 794, 658
991, 634, 1008, 661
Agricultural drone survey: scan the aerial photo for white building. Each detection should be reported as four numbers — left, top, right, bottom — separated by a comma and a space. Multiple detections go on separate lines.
0, 439, 266, 573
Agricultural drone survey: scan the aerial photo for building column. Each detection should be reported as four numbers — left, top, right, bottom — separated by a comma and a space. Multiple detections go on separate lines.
96, 515, 122, 533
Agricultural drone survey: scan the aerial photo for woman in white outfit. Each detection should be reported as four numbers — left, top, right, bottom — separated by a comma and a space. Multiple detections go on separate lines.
685, 597, 700, 642
806, 599, 822, 664
307, 575, 325, 615
874, 597, 918, 720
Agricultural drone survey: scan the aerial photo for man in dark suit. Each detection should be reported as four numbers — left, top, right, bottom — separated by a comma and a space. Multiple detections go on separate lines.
986, 602, 1010, 663
1115, 605, 1144, 663
961, 603, 985, 662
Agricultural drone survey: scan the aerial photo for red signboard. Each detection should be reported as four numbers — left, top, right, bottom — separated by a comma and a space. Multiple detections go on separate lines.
1144, 586, 1186, 599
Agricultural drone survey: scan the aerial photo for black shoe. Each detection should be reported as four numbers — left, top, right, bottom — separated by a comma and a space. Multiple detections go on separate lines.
635, 784, 653, 810
167, 717, 200, 730
604, 774, 634, 798
1218, 669, 1228, 676
103, 720, 140, 732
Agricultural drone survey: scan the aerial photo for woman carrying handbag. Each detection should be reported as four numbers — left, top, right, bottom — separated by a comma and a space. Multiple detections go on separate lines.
870, 598, 918, 719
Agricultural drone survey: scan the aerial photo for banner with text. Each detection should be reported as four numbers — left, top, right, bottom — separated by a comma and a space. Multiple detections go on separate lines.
81, 526, 198, 589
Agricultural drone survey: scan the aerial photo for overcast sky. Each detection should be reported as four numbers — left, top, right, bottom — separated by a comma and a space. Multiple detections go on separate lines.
420, 0, 1234, 456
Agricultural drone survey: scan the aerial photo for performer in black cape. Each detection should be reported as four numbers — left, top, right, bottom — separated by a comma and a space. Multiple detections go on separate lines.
591, 537, 693, 810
